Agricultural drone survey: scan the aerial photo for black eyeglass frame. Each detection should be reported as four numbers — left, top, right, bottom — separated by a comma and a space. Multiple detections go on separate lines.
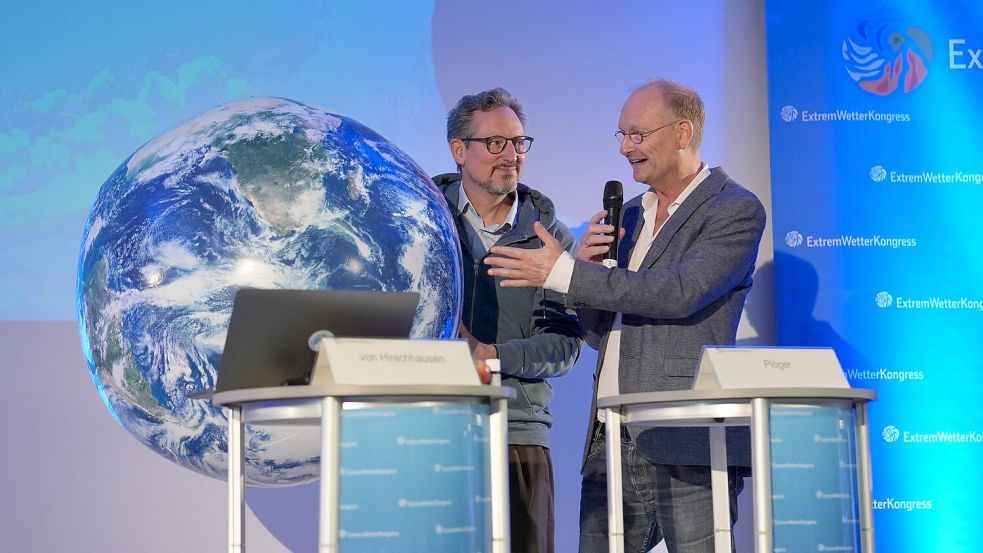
460, 135, 535, 154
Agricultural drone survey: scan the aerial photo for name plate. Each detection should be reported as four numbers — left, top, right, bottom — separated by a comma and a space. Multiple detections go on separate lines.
310, 338, 479, 386
694, 347, 849, 390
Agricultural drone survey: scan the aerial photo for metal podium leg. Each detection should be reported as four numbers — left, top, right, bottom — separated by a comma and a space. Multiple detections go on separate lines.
605, 408, 624, 553
319, 397, 341, 553
750, 398, 773, 553
709, 426, 731, 553
855, 402, 876, 552
489, 397, 511, 553
227, 406, 245, 553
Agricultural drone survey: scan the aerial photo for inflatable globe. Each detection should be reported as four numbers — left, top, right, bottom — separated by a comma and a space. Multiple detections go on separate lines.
76, 98, 462, 485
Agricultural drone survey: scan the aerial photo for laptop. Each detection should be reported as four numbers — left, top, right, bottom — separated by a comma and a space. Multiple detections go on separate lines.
213, 288, 420, 393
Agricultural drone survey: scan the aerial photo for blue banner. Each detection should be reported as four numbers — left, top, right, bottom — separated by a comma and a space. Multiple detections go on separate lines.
767, 1, 983, 550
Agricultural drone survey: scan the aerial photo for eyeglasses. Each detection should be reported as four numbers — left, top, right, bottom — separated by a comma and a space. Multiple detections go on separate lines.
461, 135, 534, 154
615, 120, 682, 144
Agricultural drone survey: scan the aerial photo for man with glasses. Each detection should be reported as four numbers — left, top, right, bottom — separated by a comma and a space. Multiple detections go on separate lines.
484, 79, 766, 552
432, 87, 581, 553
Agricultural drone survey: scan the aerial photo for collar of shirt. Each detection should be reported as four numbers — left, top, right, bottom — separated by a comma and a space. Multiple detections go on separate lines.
640, 162, 710, 220
455, 181, 518, 235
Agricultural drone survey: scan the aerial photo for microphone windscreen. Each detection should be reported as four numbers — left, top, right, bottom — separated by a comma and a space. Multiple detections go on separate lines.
603, 180, 623, 204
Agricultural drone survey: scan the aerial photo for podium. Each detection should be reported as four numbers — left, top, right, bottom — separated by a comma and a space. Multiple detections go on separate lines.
598, 387, 877, 553
212, 383, 514, 553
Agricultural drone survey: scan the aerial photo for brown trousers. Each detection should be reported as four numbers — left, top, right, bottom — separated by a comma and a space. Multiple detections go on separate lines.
509, 445, 555, 553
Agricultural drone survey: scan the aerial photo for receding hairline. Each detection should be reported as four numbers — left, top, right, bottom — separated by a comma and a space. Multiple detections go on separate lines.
629, 79, 690, 109
627, 78, 705, 150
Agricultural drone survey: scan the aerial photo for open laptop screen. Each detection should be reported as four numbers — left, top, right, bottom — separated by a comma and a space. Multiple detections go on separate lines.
215, 288, 420, 392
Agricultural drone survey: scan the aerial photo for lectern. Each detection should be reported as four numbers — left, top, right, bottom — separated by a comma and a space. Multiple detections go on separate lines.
599, 347, 877, 553
209, 289, 515, 552
212, 383, 513, 553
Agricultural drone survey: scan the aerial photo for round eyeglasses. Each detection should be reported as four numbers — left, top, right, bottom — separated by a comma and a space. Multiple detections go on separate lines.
461, 135, 534, 154
615, 120, 682, 144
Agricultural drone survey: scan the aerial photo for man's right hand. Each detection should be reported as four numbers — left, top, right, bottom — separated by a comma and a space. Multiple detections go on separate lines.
575, 210, 625, 263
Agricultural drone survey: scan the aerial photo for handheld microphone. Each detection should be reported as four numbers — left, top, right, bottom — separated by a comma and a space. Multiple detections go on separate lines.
601, 180, 623, 268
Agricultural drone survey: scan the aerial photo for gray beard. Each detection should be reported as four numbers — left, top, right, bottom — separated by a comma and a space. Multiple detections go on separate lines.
477, 176, 517, 196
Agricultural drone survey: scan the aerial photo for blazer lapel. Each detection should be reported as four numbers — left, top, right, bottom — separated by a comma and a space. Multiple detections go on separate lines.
617, 199, 645, 268
638, 168, 728, 269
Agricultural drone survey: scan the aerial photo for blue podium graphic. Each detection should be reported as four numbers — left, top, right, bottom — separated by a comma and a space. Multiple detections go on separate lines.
339, 405, 491, 552
771, 405, 861, 552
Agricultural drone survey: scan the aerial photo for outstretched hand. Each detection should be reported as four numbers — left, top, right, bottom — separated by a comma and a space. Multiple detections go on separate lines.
485, 221, 564, 288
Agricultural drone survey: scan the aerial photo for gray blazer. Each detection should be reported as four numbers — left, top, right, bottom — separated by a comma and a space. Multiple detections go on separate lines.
566, 167, 766, 468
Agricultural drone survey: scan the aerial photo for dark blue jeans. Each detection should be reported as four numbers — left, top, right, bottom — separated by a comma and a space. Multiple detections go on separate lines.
578, 425, 744, 553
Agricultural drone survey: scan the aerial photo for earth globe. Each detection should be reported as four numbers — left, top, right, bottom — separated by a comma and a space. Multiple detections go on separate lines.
76, 97, 462, 486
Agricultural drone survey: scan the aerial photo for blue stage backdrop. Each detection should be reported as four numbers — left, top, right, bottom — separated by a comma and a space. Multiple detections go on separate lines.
767, 1, 983, 550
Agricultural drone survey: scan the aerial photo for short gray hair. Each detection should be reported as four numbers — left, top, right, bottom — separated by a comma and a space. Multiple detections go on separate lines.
446, 87, 526, 142
638, 79, 705, 151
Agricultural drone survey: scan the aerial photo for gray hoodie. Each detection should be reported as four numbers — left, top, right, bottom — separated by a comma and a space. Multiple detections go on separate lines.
435, 174, 582, 447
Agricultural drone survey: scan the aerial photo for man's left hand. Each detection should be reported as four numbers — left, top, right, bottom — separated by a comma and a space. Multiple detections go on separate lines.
459, 323, 497, 360
485, 221, 563, 288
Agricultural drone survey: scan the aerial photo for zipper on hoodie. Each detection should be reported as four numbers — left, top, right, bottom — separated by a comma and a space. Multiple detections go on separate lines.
469, 258, 480, 330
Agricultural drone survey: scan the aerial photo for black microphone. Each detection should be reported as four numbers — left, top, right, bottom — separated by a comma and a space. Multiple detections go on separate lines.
601, 180, 623, 268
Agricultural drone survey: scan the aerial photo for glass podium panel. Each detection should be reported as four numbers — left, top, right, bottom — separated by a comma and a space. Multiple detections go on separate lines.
770, 403, 861, 552
338, 403, 491, 552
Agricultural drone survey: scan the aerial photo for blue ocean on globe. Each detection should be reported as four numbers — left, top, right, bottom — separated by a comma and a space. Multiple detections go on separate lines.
76, 97, 462, 486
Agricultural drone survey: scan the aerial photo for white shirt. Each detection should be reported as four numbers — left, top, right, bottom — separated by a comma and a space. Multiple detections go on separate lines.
544, 164, 710, 421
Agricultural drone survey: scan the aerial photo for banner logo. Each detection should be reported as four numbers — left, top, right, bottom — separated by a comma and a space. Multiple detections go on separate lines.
773, 462, 816, 469
433, 463, 474, 473
398, 498, 452, 508
774, 519, 817, 526
846, 367, 925, 382
788, 232, 916, 249
882, 293, 983, 311
396, 436, 451, 446
886, 427, 983, 444
781, 105, 799, 122
785, 231, 804, 247
435, 525, 476, 535
339, 529, 400, 539
871, 165, 983, 185
842, 19, 932, 95
869, 165, 887, 182
816, 490, 851, 499
949, 39, 983, 69
873, 497, 933, 511
882, 425, 901, 443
